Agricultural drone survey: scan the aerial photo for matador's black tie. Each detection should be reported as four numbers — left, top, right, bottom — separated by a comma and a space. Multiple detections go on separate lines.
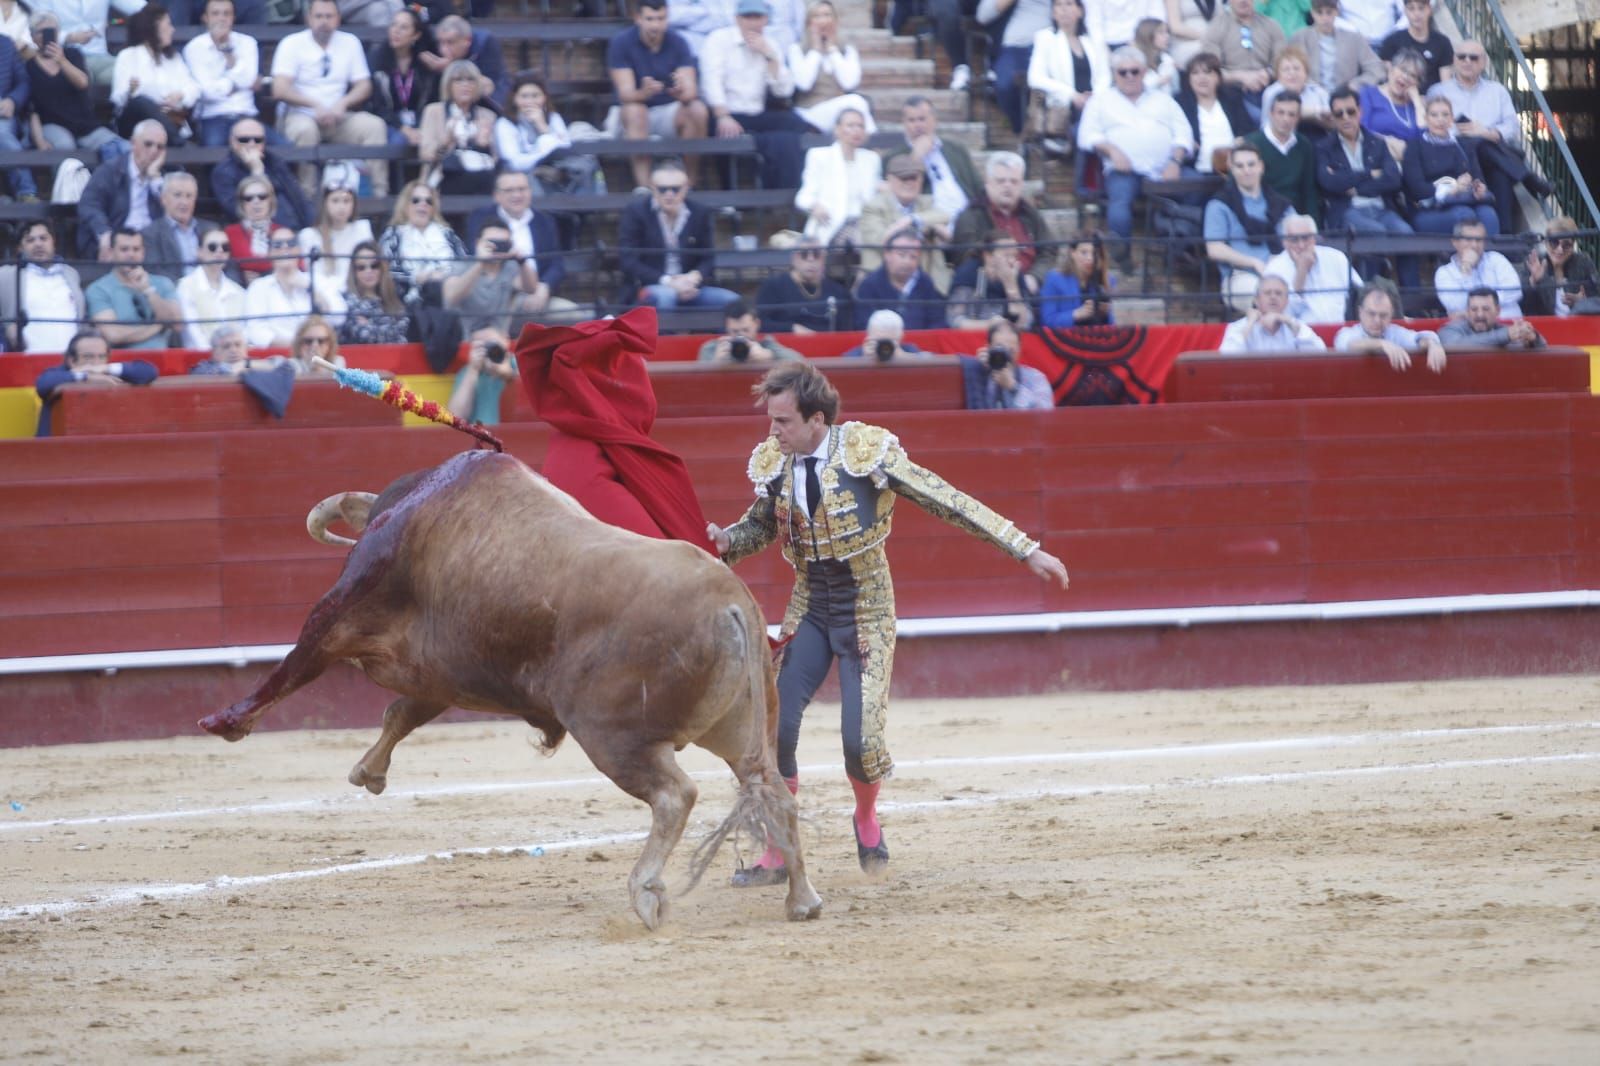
804, 456, 822, 518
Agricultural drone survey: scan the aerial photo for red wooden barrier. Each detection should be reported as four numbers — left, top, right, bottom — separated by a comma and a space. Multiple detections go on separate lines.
53, 377, 404, 436
1164, 348, 1591, 403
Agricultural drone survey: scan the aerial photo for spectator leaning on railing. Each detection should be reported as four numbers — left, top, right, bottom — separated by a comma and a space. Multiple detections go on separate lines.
35, 331, 159, 438
0, 221, 85, 354
1334, 279, 1445, 372
1436, 287, 1546, 349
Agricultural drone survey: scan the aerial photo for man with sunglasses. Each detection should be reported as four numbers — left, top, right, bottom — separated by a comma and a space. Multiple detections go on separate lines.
755, 236, 853, 333
1427, 40, 1554, 233
86, 228, 182, 351
177, 228, 248, 349
211, 117, 315, 231
77, 118, 169, 261
1204, 0, 1285, 117
617, 158, 740, 313
1316, 85, 1419, 292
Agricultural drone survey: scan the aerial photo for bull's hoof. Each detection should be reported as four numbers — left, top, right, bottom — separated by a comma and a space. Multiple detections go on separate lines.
632, 878, 669, 930
197, 713, 251, 742
348, 765, 387, 795
730, 863, 788, 888
786, 892, 823, 922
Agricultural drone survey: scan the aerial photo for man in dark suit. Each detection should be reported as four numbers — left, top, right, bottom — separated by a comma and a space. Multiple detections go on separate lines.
464, 170, 571, 300
853, 229, 946, 330
141, 174, 221, 282
210, 117, 315, 232
616, 159, 740, 311
77, 119, 169, 261
1316, 86, 1419, 291
882, 96, 983, 221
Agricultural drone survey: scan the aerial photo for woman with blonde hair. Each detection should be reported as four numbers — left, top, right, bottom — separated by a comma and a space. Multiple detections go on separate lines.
289, 315, 347, 375
419, 59, 498, 194
244, 227, 347, 348
794, 107, 880, 247
1522, 216, 1598, 317
340, 241, 412, 345
377, 179, 468, 302
1132, 17, 1178, 95
300, 182, 375, 292
224, 175, 280, 283
1261, 45, 1333, 136
789, 1, 876, 134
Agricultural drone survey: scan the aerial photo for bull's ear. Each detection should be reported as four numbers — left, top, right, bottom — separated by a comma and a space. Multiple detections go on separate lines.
340, 492, 378, 533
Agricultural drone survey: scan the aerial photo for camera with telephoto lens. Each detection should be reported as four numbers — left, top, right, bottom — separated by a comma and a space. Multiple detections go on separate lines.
986, 345, 1013, 371
728, 337, 751, 362
488, 238, 512, 254
873, 338, 896, 362
483, 342, 507, 365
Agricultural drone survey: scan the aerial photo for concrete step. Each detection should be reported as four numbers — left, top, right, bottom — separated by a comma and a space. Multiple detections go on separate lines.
864, 86, 970, 121
859, 57, 936, 87
854, 30, 924, 59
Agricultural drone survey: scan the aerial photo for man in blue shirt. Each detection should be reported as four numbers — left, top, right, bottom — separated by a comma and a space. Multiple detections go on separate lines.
1203, 142, 1294, 312
1334, 280, 1446, 371
86, 229, 182, 351
609, 0, 710, 190
853, 229, 946, 331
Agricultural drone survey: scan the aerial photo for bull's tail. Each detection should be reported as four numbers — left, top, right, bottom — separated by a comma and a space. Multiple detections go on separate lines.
306, 492, 380, 546
681, 604, 794, 893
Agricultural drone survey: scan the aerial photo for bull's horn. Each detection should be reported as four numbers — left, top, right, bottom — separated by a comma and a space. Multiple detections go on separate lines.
306, 492, 374, 547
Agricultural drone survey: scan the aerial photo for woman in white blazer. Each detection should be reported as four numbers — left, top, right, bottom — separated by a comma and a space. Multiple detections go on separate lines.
111, 4, 200, 144
1027, 0, 1111, 148
794, 107, 881, 247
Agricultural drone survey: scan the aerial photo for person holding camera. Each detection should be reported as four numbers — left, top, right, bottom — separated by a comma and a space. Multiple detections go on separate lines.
966, 320, 1054, 410
696, 301, 800, 365
448, 327, 517, 425
1041, 233, 1114, 329
444, 222, 575, 337
947, 232, 1040, 332
839, 309, 924, 361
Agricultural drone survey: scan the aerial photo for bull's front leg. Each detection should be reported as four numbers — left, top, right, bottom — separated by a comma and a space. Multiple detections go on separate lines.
349, 697, 449, 794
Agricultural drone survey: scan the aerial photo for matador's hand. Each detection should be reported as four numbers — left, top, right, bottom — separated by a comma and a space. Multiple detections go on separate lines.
706, 522, 731, 555
1025, 548, 1069, 589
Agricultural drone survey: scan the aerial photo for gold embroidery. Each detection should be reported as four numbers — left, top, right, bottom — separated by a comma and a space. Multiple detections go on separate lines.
840, 421, 896, 478
745, 437, 783, 495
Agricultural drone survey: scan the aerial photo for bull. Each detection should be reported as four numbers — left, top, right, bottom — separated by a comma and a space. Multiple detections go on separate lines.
199, 449, 823, 929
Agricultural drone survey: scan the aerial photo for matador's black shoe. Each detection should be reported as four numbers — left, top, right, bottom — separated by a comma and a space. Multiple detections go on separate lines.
854, 821, 890, 875
730, 863, 788, 888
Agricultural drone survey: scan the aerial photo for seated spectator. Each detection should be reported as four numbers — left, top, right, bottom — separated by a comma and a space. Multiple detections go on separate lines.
35, 331, 159, 437
853, 229, 946, 330
422, 15, 509, 109
1040, 233, 1114, 328
1132, 17, 1179, 95
1204, 142, 1295, 311
336, 0, 403, 28
1401, 96, 1500, 236
495, 72, 600, 196
977, 0, 1052, 134
948, 233, 1041, 331
338, 241, 412, 345
78, 119, 169, 261
1333, 279, 1445, 371
1176, 51, 1252, 176
367, 8, 439, 155
701, 0, 813, 190
617, 159, 741, 312
1433, 218, 1520, 318
142, 173, 217, 282
300, 181, 374, 293
795, 107, 880, 247
1339, 0, 1402, 46
1436, 287, 1546, 349
1026, 0, 1110, 158
1521, 217, 1598, 318
1259, 0, 1311, 39
111, 5, 199, 144
1359, 49, 1424, 161
755, 236, 853, 333
859, 154, 954, 291
1261, 48, 1333, 139
25, 11, 126, 161
607, 0, 707, 190
270, 0, 390, 202
183, 0, 271, 148
225, 175, 284, 283
0, 221, 84, 353
1245, 92, 1319, 217
1378, 0, 1449, 92
419, 59, 498, 195
464, 170, 570, 301
211, 117, 315, 232
47, 0, 140, 85
1290, 0, 1384, 96
789, 0, 875, 134
87, 228, 183, 350
1204, 0, 1286, 118
672, 0, 804, 54
0, 33, 35, 203
1076, 48, 1193, 269
1428, 40, 1555, 234
1, 0, 32, 52
447, 327, 516, 425
1263, 213, 1360, 323
953, 150, 1056, 280
1166, 0, 1223, 67
1218, 273, 1326, 350
884, 96, 983, 219
965, 319, 1054, 409
1316, 87, 1415, 276
177, 228, 247, 349
289, 314, 346, 373
377, 180, 469, 302
444, 221, 578, 335
841, 308, 926, 359
188, 325, 289, 374
696, 300, 801, 363
244, 227, 347, 347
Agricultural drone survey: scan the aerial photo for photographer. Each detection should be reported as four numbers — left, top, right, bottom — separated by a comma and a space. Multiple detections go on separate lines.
696, 301, 801, 365
947, 232, 1039, 332
965, 320, 1054, 410
447, 327, 517, 425
840, 310, 926, 362
444, 222, 573, 337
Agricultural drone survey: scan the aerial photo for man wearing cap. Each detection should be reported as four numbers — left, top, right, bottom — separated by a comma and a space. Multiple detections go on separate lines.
700, 0, 812, 189
859, 153, 954, 291
1290, 0, 1385, 95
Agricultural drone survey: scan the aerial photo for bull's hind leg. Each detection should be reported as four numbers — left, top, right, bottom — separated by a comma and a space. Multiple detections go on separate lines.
577, 735, 698, 930
349, 697, 448, 794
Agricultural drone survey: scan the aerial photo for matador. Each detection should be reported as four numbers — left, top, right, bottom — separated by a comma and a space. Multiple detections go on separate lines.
708, 363, 1069, 886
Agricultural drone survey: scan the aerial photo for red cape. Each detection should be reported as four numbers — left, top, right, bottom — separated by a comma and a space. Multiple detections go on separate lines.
514, 308, 713, 552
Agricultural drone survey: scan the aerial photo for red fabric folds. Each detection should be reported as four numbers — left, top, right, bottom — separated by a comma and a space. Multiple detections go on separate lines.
514, 307, 713, 552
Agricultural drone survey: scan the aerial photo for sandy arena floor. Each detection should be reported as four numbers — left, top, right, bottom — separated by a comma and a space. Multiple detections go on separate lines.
2, 677, 1598, 1065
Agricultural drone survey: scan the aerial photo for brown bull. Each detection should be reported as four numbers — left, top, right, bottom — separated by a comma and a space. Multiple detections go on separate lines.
199, 449, 822, 929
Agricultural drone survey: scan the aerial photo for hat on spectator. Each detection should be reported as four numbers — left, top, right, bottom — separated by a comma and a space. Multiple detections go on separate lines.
1310, 0, 1339, 9
735, 0, 769, 15
887, 154, 926, 179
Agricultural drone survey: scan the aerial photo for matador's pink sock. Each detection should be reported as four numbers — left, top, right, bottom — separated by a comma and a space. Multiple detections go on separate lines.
757, 775, 800, 868
850, 777, 881, 848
